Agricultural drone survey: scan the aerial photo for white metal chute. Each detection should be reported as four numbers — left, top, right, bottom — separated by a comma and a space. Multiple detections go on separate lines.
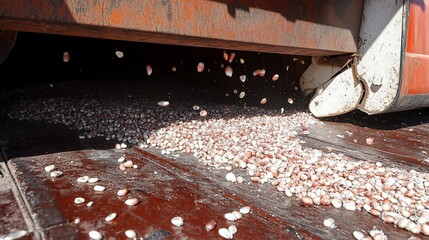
300, 0, 404, 117
309, 68, 363, 117
355, 0, 403, 114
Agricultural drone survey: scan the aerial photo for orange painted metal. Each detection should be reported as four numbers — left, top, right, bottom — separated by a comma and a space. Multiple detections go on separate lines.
401, 0, 429, 95
0, 0, 363, 56
402, 54, 429, 95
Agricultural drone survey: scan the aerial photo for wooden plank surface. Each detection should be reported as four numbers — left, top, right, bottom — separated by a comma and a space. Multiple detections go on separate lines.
1, 116, 427, 239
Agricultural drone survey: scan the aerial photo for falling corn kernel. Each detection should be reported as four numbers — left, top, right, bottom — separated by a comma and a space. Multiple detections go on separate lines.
146, 64, 153, 76
240, 75, 246, 83
228, 52, 235, 63
253, 69, 261, 76
115, 50, 124, 59
225, 65, 233, 77
223, 52, 228, 61
63, 52, 70, 62
239, 91, 245, 99
197, 62, 205, 72
272, 74, 279, 81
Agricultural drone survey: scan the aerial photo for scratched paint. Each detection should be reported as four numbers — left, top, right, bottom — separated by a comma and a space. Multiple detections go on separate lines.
386, 0, 429, 112
0, 0, 363, 56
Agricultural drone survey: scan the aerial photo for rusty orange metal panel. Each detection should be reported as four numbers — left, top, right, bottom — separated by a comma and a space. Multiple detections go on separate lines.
0, 0, 363, 56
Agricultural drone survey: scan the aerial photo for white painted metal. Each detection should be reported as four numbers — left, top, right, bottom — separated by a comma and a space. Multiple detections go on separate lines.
356, 0, 404, 114
301, 0, 405, 117
309, 68, 363, 117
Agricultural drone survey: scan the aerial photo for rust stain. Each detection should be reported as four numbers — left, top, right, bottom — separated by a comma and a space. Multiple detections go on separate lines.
0, 0, 362, 55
